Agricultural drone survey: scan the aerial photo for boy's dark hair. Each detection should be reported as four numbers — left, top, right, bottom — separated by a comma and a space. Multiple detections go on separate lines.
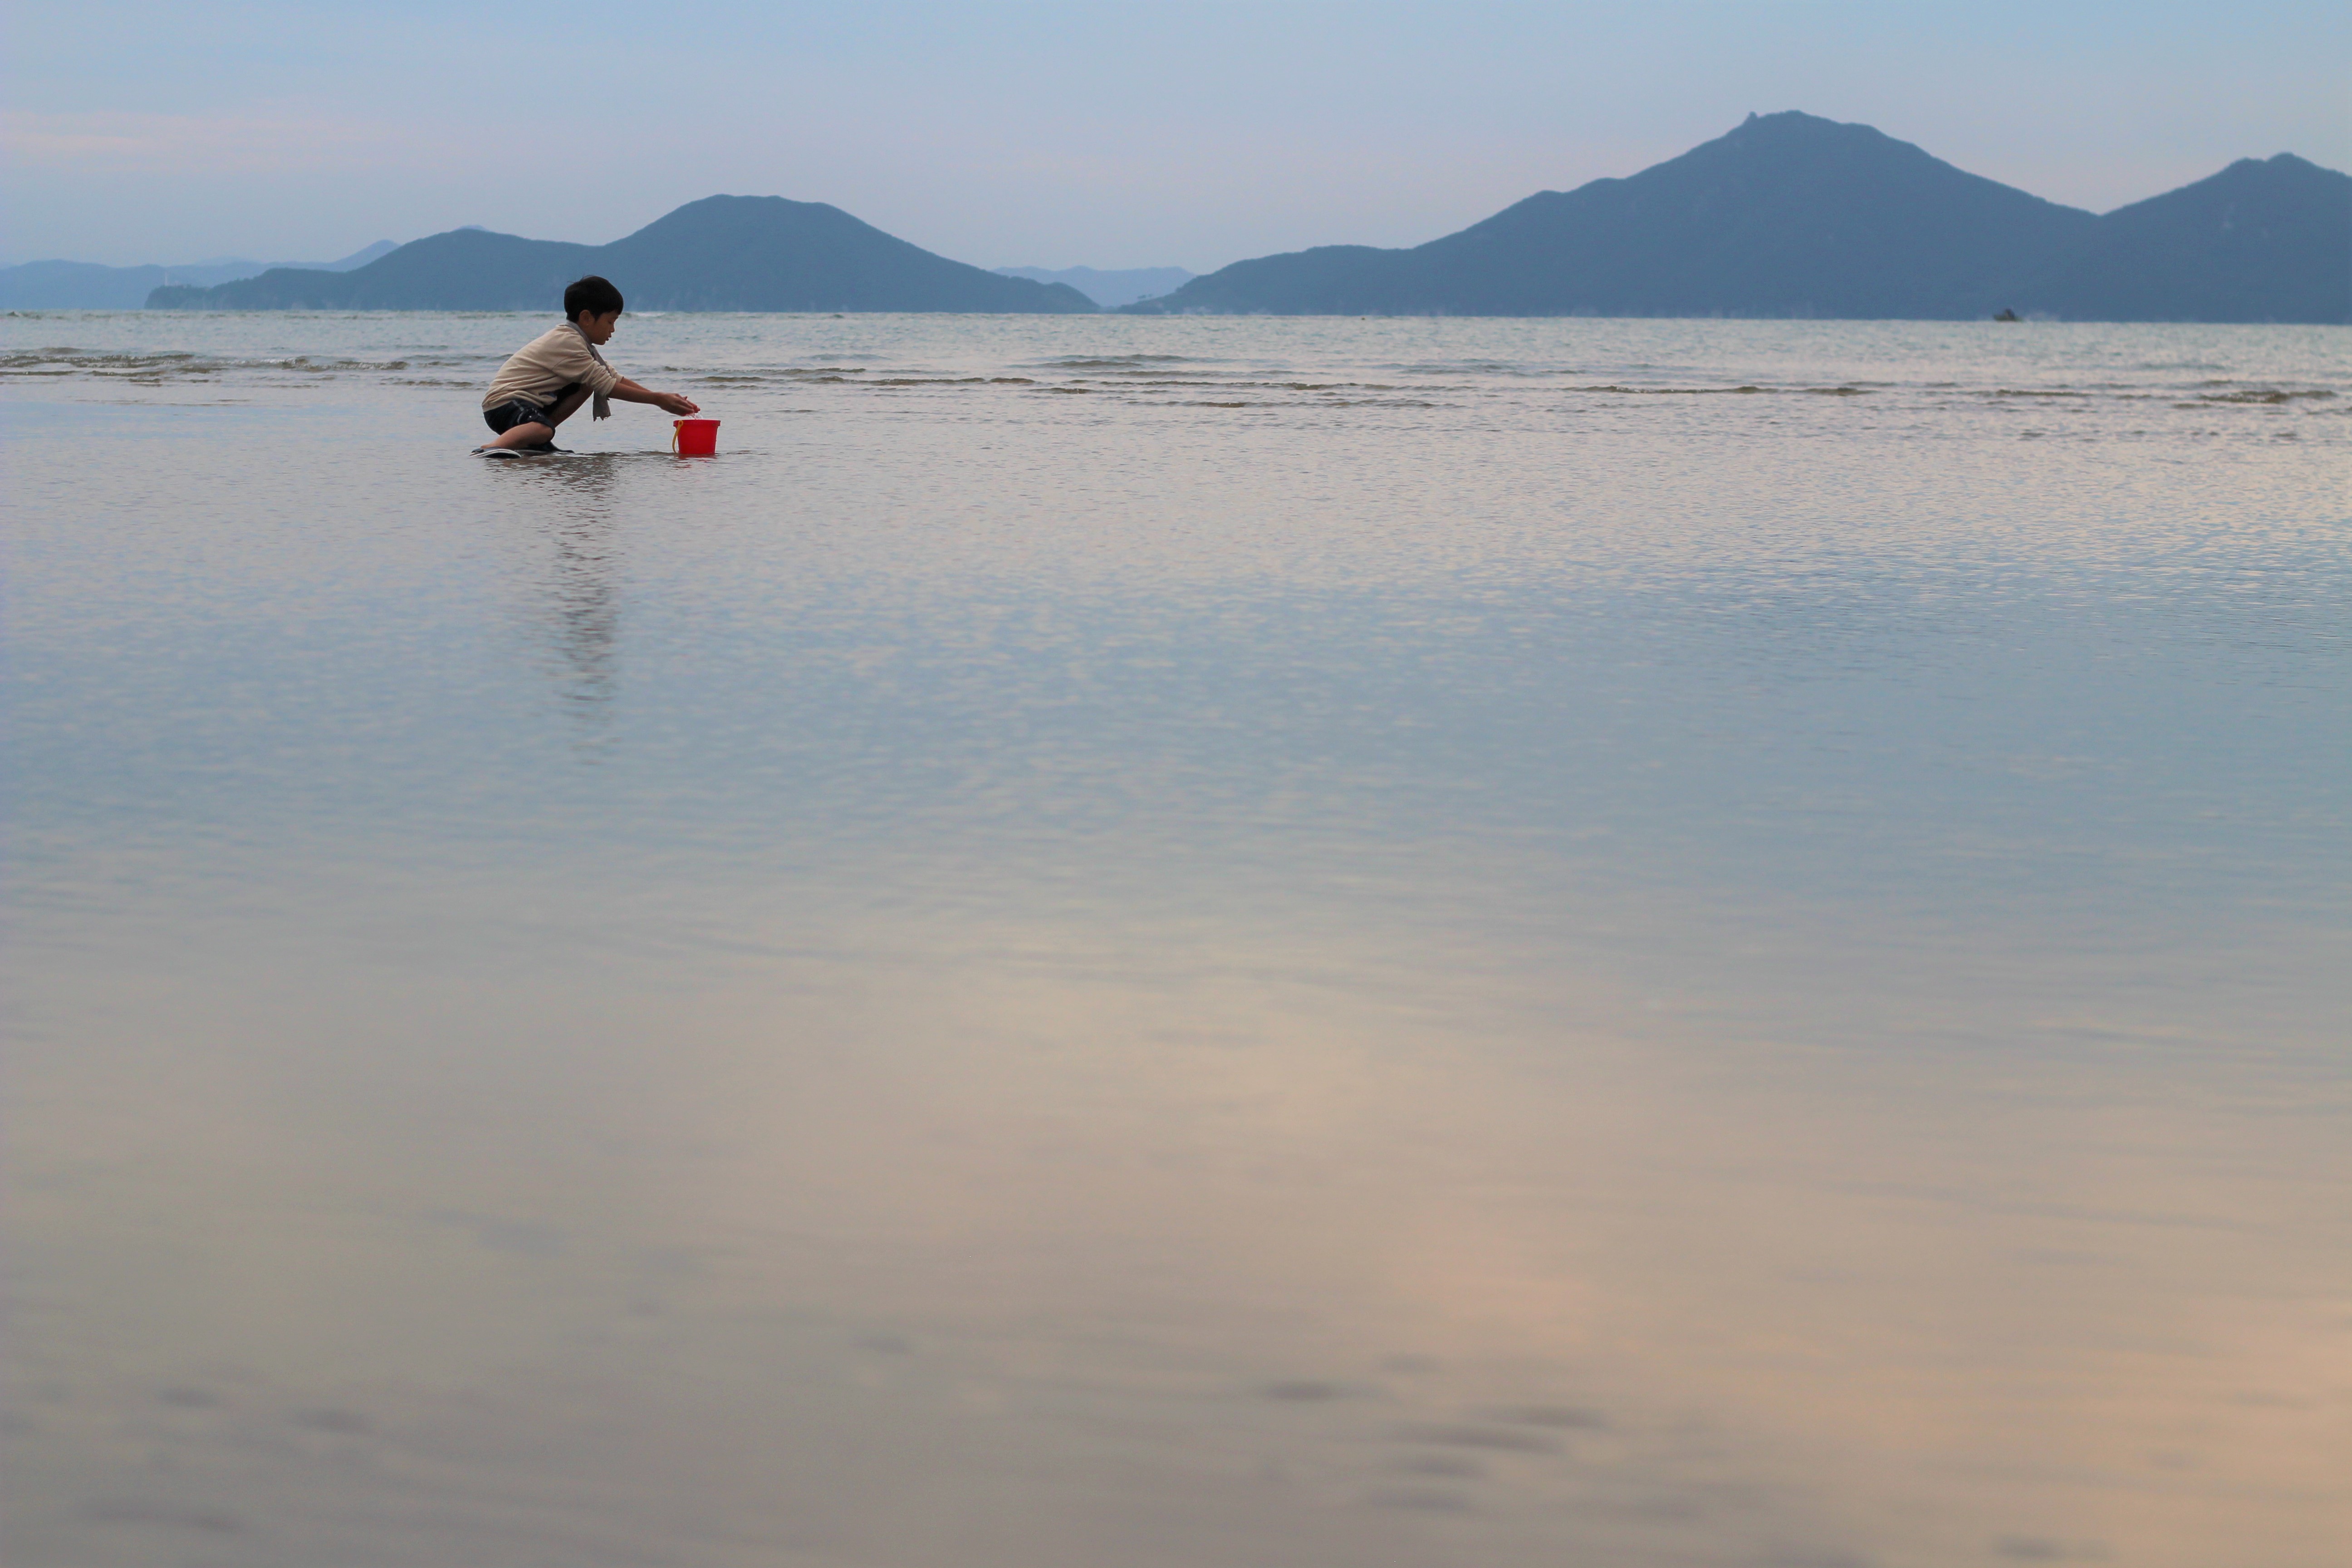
564, 275, 624, 322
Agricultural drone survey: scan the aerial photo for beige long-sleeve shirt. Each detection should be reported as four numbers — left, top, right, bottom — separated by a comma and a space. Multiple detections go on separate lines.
481, 323, 621, 416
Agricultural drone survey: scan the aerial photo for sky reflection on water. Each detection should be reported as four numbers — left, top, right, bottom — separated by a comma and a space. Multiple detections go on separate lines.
4, 315, 2347, 1567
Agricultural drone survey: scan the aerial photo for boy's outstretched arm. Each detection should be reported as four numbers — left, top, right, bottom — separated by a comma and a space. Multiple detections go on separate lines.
609, 377, 701, 417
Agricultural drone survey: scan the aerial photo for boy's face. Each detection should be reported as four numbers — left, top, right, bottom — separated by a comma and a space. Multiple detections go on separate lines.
576, 309, 621, 344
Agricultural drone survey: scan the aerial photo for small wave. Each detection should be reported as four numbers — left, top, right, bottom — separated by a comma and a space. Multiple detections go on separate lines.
1573, 384, 1767, 395
2199, 389, 2335, 405
684, 366, 875, 377
1, 348, 422, 378
3, 348, 199, 368
1116, 377, 1405, 392
279, 357, 409, 372
1568, 382, 1873, 397
1391, 361, 1557, 377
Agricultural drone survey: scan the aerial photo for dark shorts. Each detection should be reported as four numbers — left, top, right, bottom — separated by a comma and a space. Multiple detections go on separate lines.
482, 382, 583, 435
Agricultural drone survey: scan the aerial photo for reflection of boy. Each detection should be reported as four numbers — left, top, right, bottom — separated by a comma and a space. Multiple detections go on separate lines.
477, 275, 700, 451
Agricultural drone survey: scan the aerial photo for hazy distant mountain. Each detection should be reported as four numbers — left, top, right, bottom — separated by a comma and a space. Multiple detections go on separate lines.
2008, 154, 2352, 323
150, 198, 1095, 314
994, 265, 1194, 308
0, 242, 397, 310
1124, 113, 2350, 323
1125, 114, 2093, 318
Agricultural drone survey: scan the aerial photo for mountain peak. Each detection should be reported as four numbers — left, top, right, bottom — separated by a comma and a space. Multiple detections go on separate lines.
2011, 148, 2352, 321
1724, 109, 1883, 141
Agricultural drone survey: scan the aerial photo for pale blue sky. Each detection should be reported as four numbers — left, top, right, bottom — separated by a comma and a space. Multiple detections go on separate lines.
5, 1, 2344, 269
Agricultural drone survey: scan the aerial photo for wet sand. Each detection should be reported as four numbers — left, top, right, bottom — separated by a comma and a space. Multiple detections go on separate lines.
5, 314, 2347, 1566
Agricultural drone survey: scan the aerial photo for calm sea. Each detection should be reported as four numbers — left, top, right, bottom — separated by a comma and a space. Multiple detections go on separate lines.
4, 312, 2347, 1567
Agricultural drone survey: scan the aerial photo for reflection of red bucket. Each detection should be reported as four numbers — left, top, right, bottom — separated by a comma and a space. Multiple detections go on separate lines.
672, 418, 720, 456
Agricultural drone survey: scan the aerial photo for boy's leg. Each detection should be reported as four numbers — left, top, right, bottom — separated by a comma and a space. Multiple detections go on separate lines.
475, 384, 584, 450
543, 383, 591, 426
480, 419, 555, 450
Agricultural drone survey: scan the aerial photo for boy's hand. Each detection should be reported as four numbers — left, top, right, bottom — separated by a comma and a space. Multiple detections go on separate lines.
657, 392, 701, 416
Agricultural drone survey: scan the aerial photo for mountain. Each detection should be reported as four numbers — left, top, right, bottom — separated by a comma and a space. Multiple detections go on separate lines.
1124, 113, 2349, 322
2007, 154, 2351, 323
1126, 114, 2094, 318
994, 265, 1195, 308
149, 198, 1095, 313
0, 242, 397, 310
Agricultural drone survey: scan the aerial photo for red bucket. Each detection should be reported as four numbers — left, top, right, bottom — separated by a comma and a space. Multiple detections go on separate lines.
672, 418, 720, 456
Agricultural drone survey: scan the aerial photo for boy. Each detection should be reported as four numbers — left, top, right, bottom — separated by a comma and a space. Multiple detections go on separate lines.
476, 275, 701, 452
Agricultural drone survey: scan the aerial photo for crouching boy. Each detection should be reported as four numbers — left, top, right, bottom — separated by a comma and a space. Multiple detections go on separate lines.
477, 275, 700, 451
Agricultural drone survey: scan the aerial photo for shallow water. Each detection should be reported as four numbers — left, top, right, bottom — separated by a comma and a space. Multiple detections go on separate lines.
4, 312, 2347, 1568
